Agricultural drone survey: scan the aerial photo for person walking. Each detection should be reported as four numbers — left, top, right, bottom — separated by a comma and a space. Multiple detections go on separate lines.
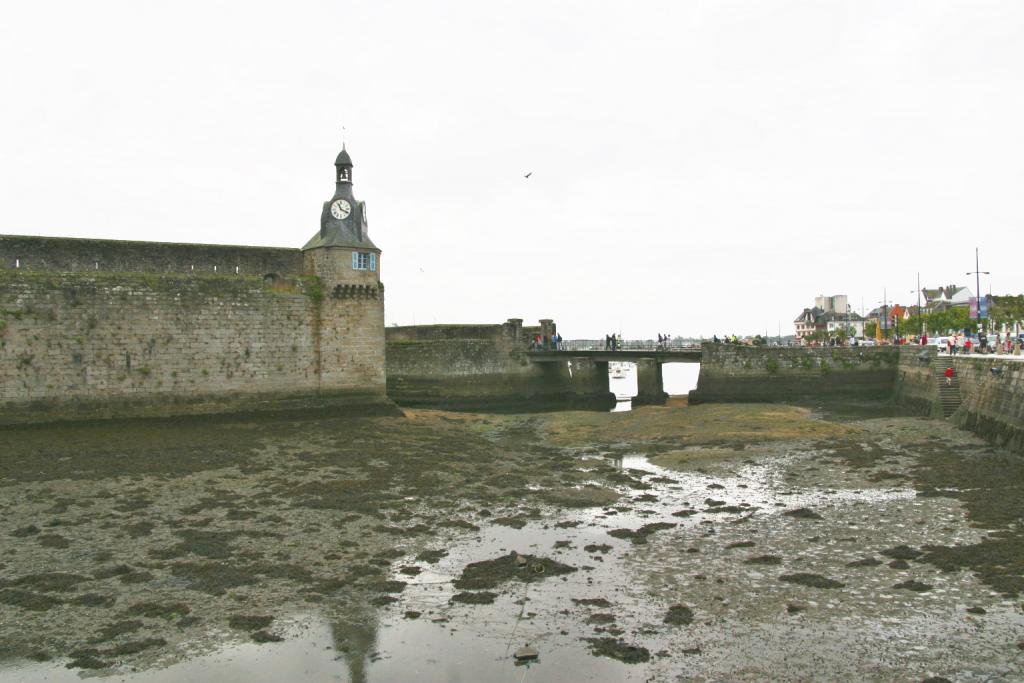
944, 366, 954, 386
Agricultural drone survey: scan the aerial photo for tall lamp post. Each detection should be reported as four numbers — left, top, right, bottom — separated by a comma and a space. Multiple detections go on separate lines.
878, 289, 889, 343
912, 272, 924, 344
966, 247, 990, 351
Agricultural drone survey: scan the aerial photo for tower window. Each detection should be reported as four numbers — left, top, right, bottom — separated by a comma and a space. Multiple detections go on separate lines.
352, 252, 377, 271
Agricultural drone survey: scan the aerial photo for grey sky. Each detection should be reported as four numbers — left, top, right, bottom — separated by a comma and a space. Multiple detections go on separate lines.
2, 1, 1021, 337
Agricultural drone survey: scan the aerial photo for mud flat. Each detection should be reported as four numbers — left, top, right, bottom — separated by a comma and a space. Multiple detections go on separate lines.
1, 401, 1022, 682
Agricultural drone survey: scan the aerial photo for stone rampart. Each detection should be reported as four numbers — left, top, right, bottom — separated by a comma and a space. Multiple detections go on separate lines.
385, 321, 613, 411
0, 235, 304, 277
0, 268, 393, 424
688, 344, 900, 404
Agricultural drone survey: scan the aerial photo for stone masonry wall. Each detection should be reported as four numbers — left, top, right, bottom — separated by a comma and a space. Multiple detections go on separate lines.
892, 346, 943, 418
0, 269, 389, 423
385, 322, 612, 410
951, 356, 1024, 455
689, 344, 900, 404
0, 235, 304, 277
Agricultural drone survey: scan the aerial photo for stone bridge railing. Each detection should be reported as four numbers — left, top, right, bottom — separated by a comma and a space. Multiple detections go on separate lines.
539, 339, 701, 352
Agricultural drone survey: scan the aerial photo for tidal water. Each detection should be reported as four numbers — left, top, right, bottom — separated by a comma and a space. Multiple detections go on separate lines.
609, 361, 700, 410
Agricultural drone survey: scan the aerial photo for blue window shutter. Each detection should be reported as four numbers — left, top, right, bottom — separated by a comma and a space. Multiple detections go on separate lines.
370, 253, 377, 271
352, 252, 359, 269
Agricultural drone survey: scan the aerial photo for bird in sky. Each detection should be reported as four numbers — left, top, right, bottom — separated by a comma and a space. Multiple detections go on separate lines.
523, 172, 532, 179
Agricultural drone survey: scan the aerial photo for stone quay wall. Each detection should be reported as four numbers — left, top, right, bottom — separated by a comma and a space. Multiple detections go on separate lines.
385, 320, 613, 411
892, 346, 944, 418
688, 344, 900, 404
0, 236, 392, 424
950, 356, 1024, 455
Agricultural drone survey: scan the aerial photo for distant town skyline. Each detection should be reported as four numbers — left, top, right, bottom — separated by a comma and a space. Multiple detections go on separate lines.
1, 1, 1021, 337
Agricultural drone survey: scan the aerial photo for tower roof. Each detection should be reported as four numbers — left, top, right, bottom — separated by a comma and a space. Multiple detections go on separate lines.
335, 146, 352, 167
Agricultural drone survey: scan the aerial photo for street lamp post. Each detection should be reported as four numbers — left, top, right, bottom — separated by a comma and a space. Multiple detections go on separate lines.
879, 288, 889, 343
912, 272, 924, 344
966, 247, 990, 351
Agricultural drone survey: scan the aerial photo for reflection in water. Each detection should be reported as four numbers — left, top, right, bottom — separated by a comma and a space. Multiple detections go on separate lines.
332, 612, 379, 683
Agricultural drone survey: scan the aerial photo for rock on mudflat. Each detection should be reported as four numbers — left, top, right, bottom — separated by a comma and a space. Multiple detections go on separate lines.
779, 573, 845, 589
513, 644, 539, 661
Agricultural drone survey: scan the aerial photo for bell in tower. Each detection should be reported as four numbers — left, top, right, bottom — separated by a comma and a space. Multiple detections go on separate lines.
336, 145, 353, 184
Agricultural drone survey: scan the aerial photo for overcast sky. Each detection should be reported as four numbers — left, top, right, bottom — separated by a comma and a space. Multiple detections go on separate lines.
2, 1, 1021, 337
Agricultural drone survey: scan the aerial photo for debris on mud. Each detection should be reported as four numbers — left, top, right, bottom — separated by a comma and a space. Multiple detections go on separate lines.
416, 549, 448, 564
663, 604, 694, 625
583, 543, 613, 554
779, 573, 845, 589
450, 591, 498, 605
584, 637, 651, 664
572, 597, 612, 608
607, 522, 676, 545
125, 601, 191, 619
881, 545, 924, 560
783, 508, 823, 520
251, 630, 283, 643
452, 553, 576, 590
227, 615, 273, 631
587, 613, 616, 624
894, 580, 933, 592
0, 590, 62, 611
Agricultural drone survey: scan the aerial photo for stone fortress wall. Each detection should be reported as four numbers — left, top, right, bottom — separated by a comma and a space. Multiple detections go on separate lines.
0, 235, 305, 276
385, 319, 614, 411
0, 235, 392, 424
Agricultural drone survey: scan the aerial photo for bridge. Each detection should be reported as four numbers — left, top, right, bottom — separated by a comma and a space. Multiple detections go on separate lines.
527, 340, 702, 363
525, 339, 703, 405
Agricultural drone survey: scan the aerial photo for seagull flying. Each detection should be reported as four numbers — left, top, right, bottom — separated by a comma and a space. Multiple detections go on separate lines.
523, 172, 532, 179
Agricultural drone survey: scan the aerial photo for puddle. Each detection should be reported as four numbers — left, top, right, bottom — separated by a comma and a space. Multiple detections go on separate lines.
3, 616, 344, 682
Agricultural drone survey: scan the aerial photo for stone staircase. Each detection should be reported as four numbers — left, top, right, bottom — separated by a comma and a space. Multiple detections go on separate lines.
933, 357, 963, 417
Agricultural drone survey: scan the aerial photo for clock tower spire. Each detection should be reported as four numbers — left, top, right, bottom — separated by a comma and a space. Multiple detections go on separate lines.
302, 145, 379, 273
335, 144, 353, 185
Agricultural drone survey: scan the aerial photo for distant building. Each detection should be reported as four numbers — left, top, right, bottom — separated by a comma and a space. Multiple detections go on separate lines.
794, 306, 864, 341
814, 294, 850, 314
922, 285, 973, 309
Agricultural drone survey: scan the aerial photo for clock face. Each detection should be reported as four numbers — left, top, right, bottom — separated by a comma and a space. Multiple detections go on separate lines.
330, 199, 351, 220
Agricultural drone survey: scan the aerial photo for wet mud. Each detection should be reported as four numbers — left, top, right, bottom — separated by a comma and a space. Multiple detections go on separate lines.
0, 401, 1022, 681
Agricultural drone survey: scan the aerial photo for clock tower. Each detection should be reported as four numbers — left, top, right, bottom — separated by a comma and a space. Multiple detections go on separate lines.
301, 145, 385, 394
302, 145, 381, 286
